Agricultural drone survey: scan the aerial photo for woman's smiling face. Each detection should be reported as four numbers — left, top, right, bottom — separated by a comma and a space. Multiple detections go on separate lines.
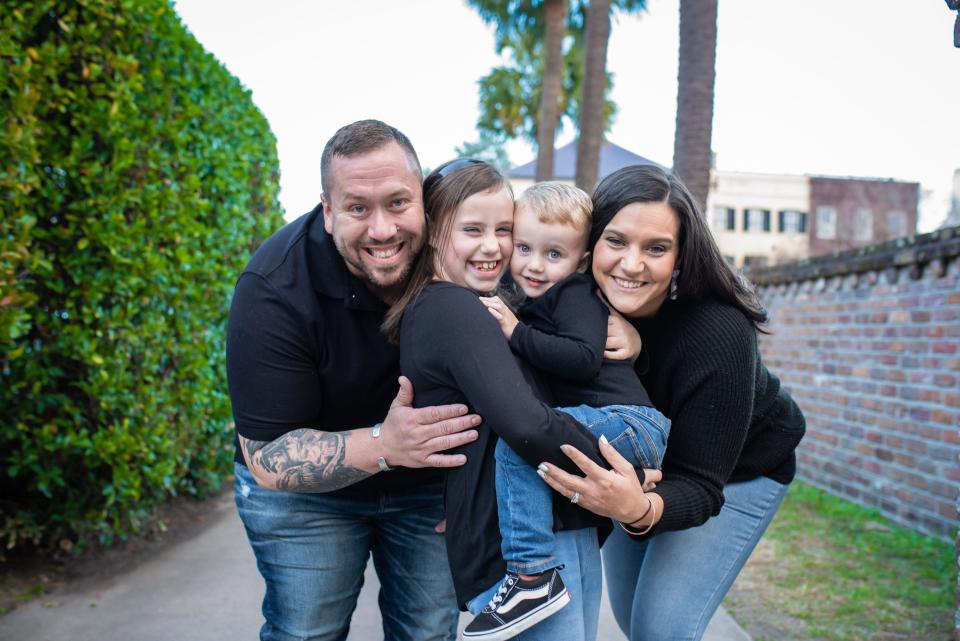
434, 185, 515, 294
591, 200, 680, 318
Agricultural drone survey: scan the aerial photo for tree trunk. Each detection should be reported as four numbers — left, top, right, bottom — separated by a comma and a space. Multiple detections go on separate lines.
671, 0, 718, 213
575, 0, 611, 193
535, 0, 566, 182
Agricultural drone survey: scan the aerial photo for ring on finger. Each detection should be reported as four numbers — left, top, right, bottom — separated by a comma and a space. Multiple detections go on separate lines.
570, 491, 581, 505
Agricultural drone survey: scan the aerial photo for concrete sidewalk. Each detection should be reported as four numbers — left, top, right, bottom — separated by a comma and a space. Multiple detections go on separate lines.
0, 491, 751, 641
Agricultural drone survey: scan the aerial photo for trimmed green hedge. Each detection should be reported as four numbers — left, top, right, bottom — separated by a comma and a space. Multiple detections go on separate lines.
0, 0, 284, 554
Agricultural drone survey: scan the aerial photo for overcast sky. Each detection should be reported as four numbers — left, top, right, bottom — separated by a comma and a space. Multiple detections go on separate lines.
173, 0, 959, 231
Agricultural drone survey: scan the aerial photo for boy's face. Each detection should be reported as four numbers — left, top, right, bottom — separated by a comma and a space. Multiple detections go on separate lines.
510, 204, 590, 298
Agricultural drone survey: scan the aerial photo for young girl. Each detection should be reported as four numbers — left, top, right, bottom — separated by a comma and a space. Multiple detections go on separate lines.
382, 159, 608, 641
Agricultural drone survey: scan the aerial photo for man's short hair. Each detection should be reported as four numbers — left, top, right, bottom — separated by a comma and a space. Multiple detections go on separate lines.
320, 120, 422, 197
516, 181, 593, 231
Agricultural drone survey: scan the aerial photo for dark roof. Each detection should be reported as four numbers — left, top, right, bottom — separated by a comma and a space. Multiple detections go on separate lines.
506, 140, 664, 179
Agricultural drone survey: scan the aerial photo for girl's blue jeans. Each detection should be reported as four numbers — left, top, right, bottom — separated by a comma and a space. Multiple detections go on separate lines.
602, 474, 790, 641
495, 404, 670, 574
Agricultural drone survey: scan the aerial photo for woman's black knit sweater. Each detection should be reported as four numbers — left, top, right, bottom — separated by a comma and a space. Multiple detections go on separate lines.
630, 298, 805, 535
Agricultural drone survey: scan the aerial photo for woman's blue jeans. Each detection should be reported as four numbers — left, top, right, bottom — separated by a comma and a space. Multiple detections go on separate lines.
602, 475, 789, 641
467, 528, 602, 641
234, 463, 458, 641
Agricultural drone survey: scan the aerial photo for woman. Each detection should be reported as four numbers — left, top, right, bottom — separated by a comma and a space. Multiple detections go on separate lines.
383, 159, 609, 641
538, 164, 806, 641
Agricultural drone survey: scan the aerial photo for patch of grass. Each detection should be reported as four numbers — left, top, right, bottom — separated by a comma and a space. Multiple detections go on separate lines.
725, 481, 955, 641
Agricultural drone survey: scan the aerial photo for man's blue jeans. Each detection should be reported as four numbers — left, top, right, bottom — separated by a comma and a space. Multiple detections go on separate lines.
602, 474, 790, 640
468, 528, 602, 641
495, 404, 670, 574
234, 463, 458, 641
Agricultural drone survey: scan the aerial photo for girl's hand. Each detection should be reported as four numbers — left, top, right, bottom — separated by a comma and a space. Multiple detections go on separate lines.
602, 296, 642, 361
537, 437, 661, 526
479, 295, 519, 340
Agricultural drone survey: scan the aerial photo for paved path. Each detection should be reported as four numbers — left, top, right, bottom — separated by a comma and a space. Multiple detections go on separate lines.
0, 491, 750, 641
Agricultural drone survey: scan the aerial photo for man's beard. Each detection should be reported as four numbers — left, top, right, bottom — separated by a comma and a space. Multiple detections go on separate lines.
335, 233, 423, 298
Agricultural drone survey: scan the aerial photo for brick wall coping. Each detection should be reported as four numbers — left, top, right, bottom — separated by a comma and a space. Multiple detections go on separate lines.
748, 226, 960, 286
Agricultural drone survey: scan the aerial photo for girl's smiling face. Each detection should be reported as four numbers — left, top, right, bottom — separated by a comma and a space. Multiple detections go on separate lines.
434, 185, 515, 294
592, 200, 680, 318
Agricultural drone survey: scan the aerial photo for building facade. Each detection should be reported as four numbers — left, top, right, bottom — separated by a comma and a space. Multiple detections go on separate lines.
707, 171, 810, 268
808, 176, 920, 256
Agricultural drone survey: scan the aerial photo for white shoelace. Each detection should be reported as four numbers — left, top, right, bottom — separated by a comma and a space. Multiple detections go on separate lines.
483, 576, 516, 612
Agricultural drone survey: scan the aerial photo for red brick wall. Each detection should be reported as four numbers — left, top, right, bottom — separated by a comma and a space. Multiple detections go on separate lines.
750, 227, 959, 540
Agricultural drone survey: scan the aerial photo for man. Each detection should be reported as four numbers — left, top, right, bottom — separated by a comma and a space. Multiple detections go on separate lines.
226, 120, 480, 641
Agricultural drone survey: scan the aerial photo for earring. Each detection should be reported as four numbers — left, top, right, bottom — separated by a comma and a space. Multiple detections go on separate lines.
669, 270, 680, 300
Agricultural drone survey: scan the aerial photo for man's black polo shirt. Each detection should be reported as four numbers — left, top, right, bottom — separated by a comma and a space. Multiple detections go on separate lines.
226, 205, 441, 493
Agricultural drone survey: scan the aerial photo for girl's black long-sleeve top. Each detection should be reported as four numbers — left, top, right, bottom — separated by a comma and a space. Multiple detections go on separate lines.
399, 281, 608, 608
630, 298, 806, 538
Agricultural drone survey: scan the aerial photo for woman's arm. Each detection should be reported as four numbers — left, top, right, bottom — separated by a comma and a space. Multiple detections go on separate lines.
538, 303, 759, 535
537, 438, 662, 528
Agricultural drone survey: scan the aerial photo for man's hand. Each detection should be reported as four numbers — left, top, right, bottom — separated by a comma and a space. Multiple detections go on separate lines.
377, 376, 481, 469
479, 295, 519, 340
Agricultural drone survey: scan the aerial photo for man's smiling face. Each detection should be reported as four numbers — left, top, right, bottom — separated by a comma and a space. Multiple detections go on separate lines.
321, 141, 426, 302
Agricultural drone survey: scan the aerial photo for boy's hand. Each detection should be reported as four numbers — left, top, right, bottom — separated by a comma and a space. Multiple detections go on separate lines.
479, 296, 519, 340
597, 291, 642, 361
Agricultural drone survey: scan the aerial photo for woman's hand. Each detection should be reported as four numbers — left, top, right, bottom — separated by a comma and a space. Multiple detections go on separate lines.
479, 295, 519, 340
537, 436, 662, 524
598, 292, 642, 361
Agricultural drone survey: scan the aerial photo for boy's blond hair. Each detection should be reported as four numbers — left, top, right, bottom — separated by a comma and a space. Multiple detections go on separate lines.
516, 181, 592, 232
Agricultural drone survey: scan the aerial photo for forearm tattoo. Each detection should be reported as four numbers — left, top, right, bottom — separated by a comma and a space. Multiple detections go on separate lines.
243, 428, 372, 492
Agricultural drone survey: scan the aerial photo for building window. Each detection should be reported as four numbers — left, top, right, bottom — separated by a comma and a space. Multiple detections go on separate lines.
744, 208, 770, 232
779, 210, 808, 233
887, 210, 907, 238
816, 206, 837, 239
854, 207, 873, 241
712, 206, 735, 232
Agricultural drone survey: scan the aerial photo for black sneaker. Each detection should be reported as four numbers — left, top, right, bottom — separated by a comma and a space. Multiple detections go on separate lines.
462, 568, 570, 640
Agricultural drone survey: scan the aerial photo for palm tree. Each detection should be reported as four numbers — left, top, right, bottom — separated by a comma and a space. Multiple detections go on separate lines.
468, 0, 627, 176
535, 0, 567, 181
671, 0, 718, 211
575, 0, 646, 192
574, 0, 610, 193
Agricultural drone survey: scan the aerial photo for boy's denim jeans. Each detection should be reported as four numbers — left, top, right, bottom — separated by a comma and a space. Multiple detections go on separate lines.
495, 404, 670, 574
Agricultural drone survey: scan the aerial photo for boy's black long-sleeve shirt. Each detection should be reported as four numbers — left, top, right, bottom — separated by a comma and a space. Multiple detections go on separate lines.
509, 273, 652, 408
399, 281, 609, 608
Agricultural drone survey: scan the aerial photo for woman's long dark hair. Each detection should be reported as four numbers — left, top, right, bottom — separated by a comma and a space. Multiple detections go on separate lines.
382, 159, 511, 343
590, 164, 767, 330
